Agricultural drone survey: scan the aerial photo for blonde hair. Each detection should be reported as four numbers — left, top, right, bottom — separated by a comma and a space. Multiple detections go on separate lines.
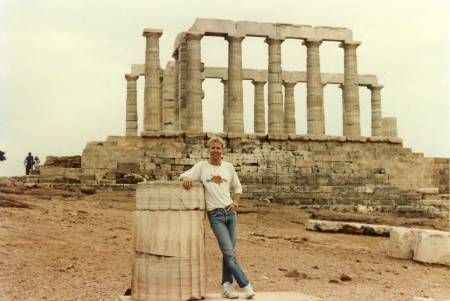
207, 136, 225, 149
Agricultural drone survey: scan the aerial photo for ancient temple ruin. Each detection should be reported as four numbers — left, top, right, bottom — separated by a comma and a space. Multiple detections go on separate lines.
36, 18, 447, 217
123, 19, 394, 138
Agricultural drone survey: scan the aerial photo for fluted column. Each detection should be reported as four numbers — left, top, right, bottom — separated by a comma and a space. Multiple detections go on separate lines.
340, 41, 361, 136
125, 74, 139, 136
368, 84, 383, 136
185, 32, 203, 132
265, 37, 284, 135
177, 41, 189, 131
303, 39, 325, 135
142, 29, 163, 132
162, 62, 177, 132
283, 81, 296, 135
226, 35, 245, 133
221, 79, 229, 132
382, 117, 398, 138
252, 80, 266, 134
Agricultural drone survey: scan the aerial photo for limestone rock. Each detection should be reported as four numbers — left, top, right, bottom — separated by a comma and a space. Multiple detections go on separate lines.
306, 220, 391, 236
413, 230, 450, 266
388, 227, 415, 259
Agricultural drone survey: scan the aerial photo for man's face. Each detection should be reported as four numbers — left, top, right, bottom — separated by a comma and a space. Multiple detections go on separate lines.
208, 142, 223, 161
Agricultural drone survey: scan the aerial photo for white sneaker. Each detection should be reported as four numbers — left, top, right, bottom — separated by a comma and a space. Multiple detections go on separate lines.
243, 283, 256, 299
222, 282, 239, 299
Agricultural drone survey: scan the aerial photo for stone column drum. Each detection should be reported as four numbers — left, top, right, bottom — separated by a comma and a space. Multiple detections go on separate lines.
340, 41, 361, 137
221, 79, 229, 132
142, 29, 163, 132
185, 32, 203, 132
132, 181, 206, 301
283, 81, 296, 135
369, 84, 383, 136
125, 74, 139, 136
303, 39, 325, 135
252, 80, 266, 134
382, 117, 398, 138
226, 35, 245, 133
266, 37, 284, 135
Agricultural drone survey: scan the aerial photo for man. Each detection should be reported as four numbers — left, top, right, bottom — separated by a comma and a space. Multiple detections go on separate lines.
24, 152, 35, 175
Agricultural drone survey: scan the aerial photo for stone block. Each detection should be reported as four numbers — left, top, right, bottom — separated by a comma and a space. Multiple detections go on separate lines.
306, 220, 391, 236
388, 227, 415, 259
413, 230, 450, 266
117, 162, 140, 173
39, 166, 65, 177
417, 187, 439, 195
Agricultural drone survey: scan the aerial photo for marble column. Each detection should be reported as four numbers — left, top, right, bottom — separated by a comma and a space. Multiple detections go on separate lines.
142, 29, 163, 132
125, 74, 139, 136
177, 41, 189, 131
368, 84, 383, 137
265, 37, 284, 135
185, 32, 203, 132
172, 50, 180, 131
283, 81, 296, 135
382, 117, 398, 138
340, 41, 361, 136
162, 62, 177, 132
252, 80, 266, 134
226, 35, 245, 133
221, 79, 229, 132
303, 39, 325, 135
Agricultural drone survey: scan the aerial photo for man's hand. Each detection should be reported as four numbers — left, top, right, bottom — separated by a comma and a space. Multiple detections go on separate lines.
227, 202, 239, 212
181, 177, 193, 190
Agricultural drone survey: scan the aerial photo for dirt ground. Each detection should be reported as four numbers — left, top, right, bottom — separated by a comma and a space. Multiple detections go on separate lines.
0, 186, 449, 301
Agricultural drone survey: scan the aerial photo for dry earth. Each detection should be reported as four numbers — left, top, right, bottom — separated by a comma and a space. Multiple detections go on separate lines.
0, 185, 449, 301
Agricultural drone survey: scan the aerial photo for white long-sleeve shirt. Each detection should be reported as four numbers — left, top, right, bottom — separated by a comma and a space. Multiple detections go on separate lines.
180, 160, 242, 211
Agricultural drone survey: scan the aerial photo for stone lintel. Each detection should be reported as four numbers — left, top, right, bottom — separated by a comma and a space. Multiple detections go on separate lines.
142, 28, 163, 37
189, 18, 352, 42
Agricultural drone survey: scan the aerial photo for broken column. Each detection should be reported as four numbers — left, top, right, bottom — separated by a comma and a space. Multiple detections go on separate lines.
142, 29, 163, 132
132, 181, 206, 301
226, 35, 245, 133
162, 62, 178, 132
283, 81, 296, 135
266, 37, 284, 135
382, 117, 398, 137
252, 80, 266, 134
125, 74, 139, 136
340, 41, 361, 137
303, 39, 325, 135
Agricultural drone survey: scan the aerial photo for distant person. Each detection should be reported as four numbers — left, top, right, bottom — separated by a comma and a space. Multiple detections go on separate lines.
24, 152, 35, 175
34, 156, 41, 170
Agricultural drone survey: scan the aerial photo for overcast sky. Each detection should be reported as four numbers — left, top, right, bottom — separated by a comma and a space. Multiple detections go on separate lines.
0, 0, 448, 176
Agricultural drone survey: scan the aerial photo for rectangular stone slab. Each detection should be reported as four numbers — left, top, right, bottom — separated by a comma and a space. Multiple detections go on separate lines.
119, 291, 322, 301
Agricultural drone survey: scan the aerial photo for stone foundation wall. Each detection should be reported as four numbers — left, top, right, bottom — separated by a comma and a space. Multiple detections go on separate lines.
79, 133, 448, 218
431, 158, 449, 194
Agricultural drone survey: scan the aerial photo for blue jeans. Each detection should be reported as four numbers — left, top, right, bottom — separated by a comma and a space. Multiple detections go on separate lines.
207, 208, 249, 288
